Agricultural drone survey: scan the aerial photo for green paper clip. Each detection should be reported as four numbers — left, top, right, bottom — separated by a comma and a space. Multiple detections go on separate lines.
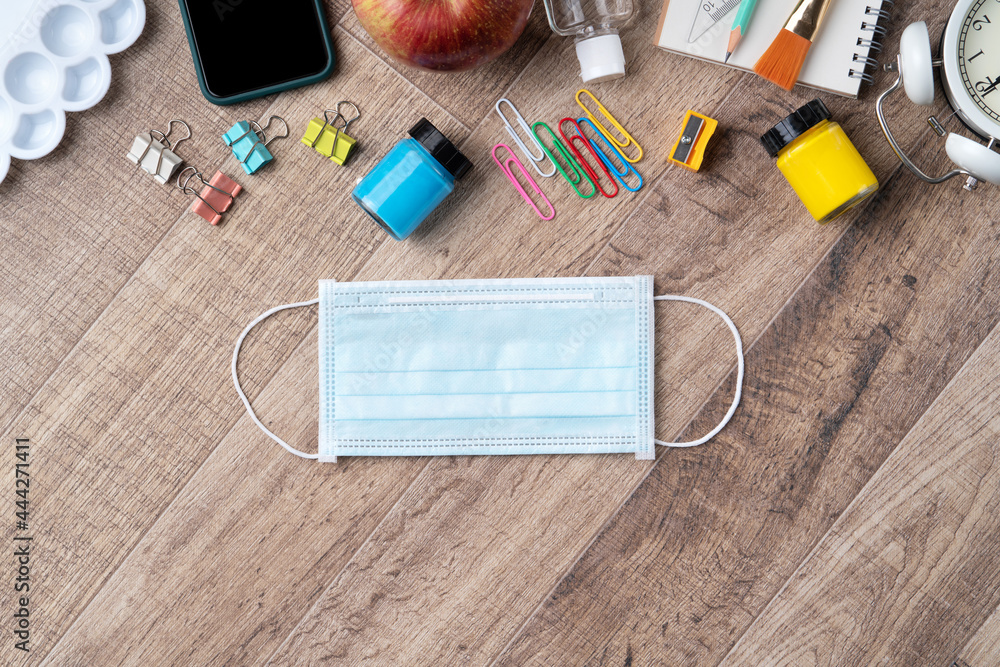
531, 121, 596, 199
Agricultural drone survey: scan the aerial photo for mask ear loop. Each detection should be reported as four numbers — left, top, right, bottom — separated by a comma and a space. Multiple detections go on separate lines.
231, 299, 320, 459
653, 295, 744, 448
232, 294, 742, 457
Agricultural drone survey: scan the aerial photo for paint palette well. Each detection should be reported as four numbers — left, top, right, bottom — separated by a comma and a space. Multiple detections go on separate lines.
0, 0, 145, 182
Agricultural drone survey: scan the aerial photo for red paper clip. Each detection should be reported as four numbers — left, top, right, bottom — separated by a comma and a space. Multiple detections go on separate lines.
558, 118, 618, 199
492, 143, 555, 220
177, 168, 242, 225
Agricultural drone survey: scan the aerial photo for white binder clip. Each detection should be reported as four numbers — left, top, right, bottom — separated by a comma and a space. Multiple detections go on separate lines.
127, 120, 190, 185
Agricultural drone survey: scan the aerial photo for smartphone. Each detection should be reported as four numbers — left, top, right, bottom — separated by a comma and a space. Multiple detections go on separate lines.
178, 0, 336, 105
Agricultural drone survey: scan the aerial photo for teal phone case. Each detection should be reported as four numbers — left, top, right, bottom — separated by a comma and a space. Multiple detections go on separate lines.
178, 0, 336, 106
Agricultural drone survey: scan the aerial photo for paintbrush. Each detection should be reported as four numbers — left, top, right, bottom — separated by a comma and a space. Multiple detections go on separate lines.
753, 0, 835, 90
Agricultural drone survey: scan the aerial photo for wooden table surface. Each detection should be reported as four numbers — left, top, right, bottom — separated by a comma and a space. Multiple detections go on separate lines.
2, 0, 999, 663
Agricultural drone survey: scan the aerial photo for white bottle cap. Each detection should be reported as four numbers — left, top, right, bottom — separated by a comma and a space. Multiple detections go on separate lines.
575, 33, 626, 83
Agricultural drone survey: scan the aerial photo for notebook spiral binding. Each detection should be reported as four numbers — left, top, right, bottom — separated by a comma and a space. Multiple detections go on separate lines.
850, 0, 894, 84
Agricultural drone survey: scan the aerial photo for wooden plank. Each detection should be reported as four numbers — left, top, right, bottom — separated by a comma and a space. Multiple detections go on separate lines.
0, 0, 277, 436
243, 4, 958, 662
39, 333, 434, 666
254, 0, 957, 657
490, 136, 1000, 664
0, 0, 358, 438
0, 30, 465, 665
3, 1, 963, 665
262, 24, 950, 667
35, 21, 749, 662
959, 605, 1000, 667
260, 94, 847, 667
720, 325, 1000, 666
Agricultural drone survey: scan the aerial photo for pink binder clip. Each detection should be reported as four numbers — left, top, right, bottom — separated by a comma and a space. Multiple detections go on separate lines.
491, 143, 555, 220
177, 167, 242, 225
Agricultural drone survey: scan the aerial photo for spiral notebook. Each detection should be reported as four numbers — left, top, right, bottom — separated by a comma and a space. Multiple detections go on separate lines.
654, 0, 892, 97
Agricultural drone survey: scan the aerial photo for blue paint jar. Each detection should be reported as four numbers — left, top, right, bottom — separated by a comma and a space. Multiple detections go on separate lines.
352, 118, 473, 240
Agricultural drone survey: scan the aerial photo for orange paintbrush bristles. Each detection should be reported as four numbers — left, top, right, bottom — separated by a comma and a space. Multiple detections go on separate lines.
753, 29, 813, 91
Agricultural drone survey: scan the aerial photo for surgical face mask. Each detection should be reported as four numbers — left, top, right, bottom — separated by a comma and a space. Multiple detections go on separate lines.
232, 276, 743, 461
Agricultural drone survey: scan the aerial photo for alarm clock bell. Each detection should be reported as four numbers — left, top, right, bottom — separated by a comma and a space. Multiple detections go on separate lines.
876, 21, 1000, 191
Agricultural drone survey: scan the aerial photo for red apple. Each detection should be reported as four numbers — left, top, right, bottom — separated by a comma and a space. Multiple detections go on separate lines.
352, 0, 534, 72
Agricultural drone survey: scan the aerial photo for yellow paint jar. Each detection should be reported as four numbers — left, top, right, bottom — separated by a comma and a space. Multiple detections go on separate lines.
761, 99, 879, 223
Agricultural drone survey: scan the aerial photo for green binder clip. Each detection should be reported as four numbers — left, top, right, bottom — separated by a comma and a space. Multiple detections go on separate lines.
301, 102, 360, 166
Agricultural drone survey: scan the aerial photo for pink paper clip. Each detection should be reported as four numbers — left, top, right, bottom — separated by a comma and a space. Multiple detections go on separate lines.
491, 143, 555, 220
177, 167, 242, 225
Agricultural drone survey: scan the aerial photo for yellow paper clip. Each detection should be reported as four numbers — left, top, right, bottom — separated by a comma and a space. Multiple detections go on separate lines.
668, 110, 718, 172
301, 102, 360, 165
575, 89, 643, 163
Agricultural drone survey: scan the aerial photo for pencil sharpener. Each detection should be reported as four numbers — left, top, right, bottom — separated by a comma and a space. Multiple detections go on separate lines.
669, 110, 718, 172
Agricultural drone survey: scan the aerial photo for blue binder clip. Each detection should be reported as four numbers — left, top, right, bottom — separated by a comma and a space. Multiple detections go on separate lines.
223, 116, 288, 175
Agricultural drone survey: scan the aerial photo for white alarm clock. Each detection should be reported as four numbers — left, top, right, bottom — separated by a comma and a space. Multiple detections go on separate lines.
876, 0, 1000, 189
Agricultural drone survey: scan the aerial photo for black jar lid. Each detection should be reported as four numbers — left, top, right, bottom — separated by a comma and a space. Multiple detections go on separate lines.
408, 118, 473, 179
760, 99, 833, 157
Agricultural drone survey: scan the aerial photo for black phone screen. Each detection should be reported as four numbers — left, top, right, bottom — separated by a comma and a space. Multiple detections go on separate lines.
181, 0, 332, 99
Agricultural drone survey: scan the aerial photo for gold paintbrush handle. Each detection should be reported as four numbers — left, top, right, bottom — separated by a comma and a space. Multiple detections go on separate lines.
785, 0, 834, 41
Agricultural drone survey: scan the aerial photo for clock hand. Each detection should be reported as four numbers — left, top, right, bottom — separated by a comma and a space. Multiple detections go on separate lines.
983, 76, 1000, 96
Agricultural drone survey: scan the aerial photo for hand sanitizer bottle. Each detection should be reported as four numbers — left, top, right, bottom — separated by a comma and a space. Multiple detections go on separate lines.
542, 0, 634, 83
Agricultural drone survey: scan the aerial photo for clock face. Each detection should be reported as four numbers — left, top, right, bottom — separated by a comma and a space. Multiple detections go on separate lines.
958, 0, 1000, 129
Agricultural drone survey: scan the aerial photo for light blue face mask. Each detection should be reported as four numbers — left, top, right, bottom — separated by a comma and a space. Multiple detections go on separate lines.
232, 276, 743, 462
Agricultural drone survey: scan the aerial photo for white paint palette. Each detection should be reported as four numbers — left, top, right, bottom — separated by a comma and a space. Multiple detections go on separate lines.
0, 0, 145, 183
